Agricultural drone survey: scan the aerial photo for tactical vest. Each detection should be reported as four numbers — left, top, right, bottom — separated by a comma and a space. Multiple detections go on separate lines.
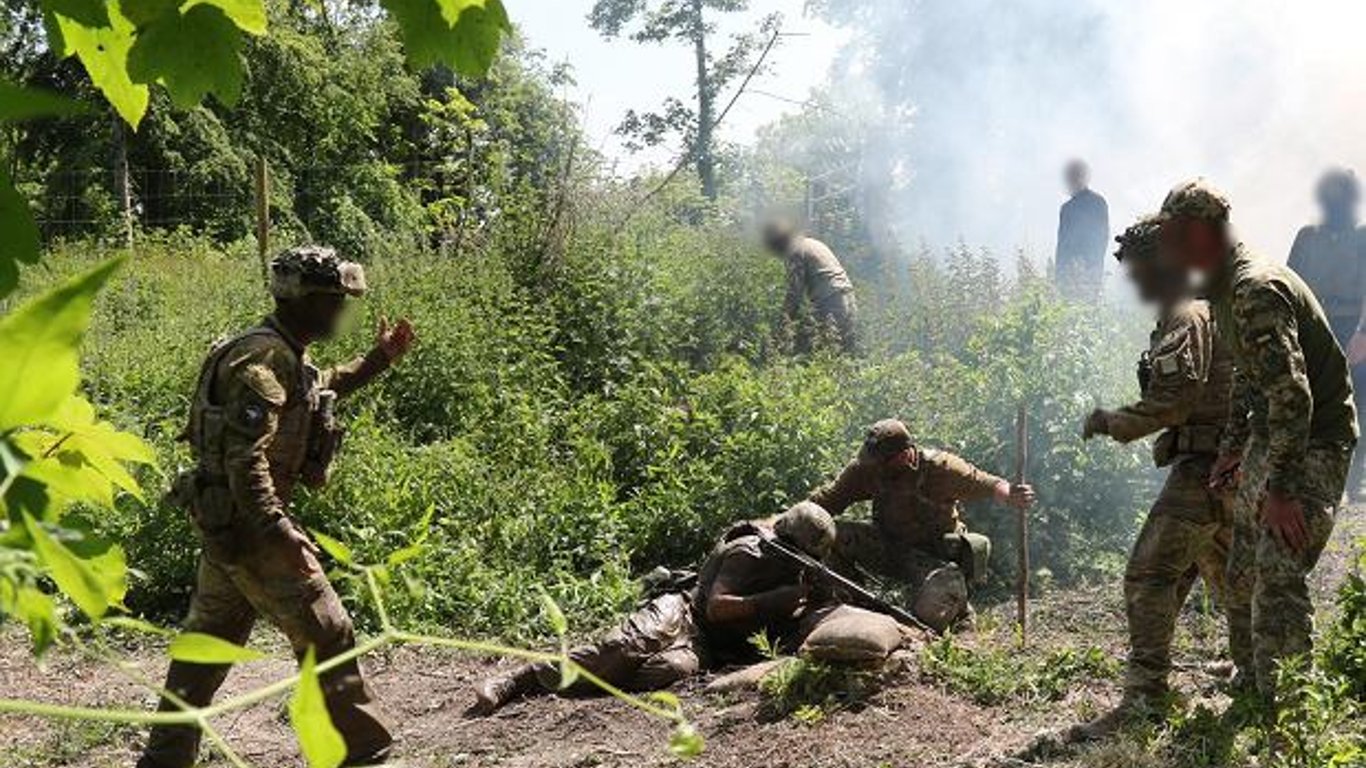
870, 450, 960, 550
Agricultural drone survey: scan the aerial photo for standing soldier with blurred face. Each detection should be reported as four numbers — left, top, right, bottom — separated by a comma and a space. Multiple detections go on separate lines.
763, 218, 859, 353
138, 246, 416, 768
1287, 168, 1366, 499
1054, 159, 1110, 301
1158, 180, 1357, 710
1075, 216, 1236, 738
807, 419, 1035, 632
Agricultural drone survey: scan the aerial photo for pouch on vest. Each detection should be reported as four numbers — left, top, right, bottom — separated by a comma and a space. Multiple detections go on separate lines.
640, 566, 699, 601
942, 531, 991, 588
300, 388, 343, 488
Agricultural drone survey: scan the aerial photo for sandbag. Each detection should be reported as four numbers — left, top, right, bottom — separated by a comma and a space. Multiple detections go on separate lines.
799, 605, 903, 664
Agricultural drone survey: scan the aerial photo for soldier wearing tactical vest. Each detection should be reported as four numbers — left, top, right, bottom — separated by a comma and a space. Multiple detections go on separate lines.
1159, 179, 1357, 708
763, 218, 859, 353
807, 419, 1036, 632
467, 503, 838, 716
138, 246, 415, 768
1075, 215, 1237, 738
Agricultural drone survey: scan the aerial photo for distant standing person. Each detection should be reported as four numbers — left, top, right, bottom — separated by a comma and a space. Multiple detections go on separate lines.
1287, 168, 1366, 498
1055, 159, 1110, 301
763, 219, 858, 353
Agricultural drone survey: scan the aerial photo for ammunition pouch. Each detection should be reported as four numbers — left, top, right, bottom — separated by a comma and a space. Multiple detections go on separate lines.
1153, 424, 1222, 467
941, 531, 991, 588
1137, 350, 1154, 394
300, 389, 343, 488
167, 468, 241, 562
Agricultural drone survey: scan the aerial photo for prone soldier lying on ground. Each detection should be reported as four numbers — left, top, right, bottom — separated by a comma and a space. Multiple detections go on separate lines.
807, 419, 1036, 633
468, 502, 873, 716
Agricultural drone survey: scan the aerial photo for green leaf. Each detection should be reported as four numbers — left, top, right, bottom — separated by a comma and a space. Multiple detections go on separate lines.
128, 4, 244, 108
40, 0, 109, 26
668, 722, 704, 758
0, 80, 88, 123
22, 512, 127, 620
0, 580, 59, 655
186, 0, 267, 35
46, 0, 149, 128
119, 0, 180, 26
0, 167, 41, 297
103, 615, 173, 636
168, 632, 266, 663
290, 647, 347, 768
537, 588, 568, 636
0, 256, 125, 431
381, 0, 510, 76
384, 543, 424, 568
648, 691, 681, 714
310, 530, 354, 567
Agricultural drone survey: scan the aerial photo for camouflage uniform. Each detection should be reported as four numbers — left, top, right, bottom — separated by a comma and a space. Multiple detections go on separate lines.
783, 236, 858, 352
469, 507, 834, 713
1096, 297, 1237, 698
140, 251, 395, 768
809, 423, 1004, 632
1162, 181, 1358, 698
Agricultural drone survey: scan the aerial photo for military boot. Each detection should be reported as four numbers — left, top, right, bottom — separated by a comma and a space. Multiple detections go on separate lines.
1066, 690, 1170, 743
466, 665, 540, 717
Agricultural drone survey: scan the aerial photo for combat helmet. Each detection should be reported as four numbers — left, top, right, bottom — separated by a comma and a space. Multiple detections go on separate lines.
1158, 178, 1231, 223
270, 245, 368, 300
1113, 214, 1163, 263
773, 501, 837, 560
861, 418, 913, 461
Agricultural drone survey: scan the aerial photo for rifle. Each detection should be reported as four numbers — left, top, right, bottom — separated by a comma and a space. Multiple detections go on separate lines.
756, 532, 937, 635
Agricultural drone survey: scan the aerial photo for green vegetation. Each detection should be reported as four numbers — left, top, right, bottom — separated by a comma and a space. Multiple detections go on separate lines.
920, 633, 1120, 707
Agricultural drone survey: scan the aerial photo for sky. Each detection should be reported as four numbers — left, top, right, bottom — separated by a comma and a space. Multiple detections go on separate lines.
514, 0, 847, 173
512, 1, 1366, 266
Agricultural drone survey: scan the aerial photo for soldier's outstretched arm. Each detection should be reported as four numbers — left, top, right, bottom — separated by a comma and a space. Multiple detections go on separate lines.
321, 317, 415, 398
808, 459, 874, 516
1099, 313, 1208, 443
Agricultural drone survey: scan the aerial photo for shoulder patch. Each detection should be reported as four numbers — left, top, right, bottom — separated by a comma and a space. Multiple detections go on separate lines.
237, 362, 288, 407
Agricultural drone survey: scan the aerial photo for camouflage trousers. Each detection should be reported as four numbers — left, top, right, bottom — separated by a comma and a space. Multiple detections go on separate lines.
534, 592, 704, 694
1226, 439, 1347, 699
810, 292, 859, 354
831, 520, 989, 632
1123, 456, 1234, 697
140, 523, 393, 768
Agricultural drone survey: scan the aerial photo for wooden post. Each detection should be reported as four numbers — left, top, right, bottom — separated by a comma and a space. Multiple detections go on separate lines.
255, 156, 270, 285
112, 116, 133, 249
1015, 402, 1029, 645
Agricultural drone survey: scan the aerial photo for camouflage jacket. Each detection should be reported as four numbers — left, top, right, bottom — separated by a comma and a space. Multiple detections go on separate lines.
693, 523, 810, 658
183, 315, 389, 536
1208, 245, 1358, 499
808, 447, 1003, 550
784, 236, 854, 317
1107, 300, 1234, 465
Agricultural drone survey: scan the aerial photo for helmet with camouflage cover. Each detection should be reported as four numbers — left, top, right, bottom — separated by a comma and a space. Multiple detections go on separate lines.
773, 501, 837, 560
1158, 178, 1231, 223
1113, 214, 1163, 263
270, 245, 368, 300
860, 418, 912, 461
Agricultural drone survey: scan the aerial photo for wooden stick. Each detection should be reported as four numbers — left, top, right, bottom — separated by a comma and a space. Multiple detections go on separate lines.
1015, 401, 1029, 645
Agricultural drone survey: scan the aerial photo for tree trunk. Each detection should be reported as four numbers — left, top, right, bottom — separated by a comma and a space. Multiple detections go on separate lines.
111, 115, 133, 249
690, 0, 716, 201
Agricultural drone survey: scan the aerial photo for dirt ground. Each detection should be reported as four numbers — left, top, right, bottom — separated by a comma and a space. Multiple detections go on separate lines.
2, 508, 1361, 768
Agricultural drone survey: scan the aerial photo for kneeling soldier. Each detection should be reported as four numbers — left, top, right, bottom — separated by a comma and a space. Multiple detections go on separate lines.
138, 246, 415, 768
1076, 215, 1237, 738
467, 502, 838, 715
807, 420, 1035, 632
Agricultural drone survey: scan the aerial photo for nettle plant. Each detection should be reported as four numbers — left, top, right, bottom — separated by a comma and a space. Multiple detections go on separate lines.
0, 2, 702, 764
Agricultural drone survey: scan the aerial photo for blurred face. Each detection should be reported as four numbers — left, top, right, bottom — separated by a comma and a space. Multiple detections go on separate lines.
886, 446, 915, 468
1126, 257, 1184, 308
1064, 162, 1088, 194
762, 225, 792, 254
1158, 218, 1226, 285
279, 292, 349, 342
1318, 178, 1360, 225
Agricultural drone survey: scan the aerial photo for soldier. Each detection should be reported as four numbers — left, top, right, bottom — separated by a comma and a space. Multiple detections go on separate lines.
467, 502, 837, 716
762, 218, 859, 353
138, 246, 416, 768
1287, 168, 1366, 498
807, 419, 1035, 632
1074, 215, 1237, 737
1158, 179, 1357, 707
1054, 159, 1110, 301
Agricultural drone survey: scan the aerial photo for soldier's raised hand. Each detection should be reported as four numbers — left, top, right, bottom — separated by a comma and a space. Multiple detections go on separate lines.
376, 316, 416, 362
1081, 409, 1109, 440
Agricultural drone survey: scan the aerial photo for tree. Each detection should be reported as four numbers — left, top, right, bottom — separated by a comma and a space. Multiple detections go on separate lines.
588, 0, 774, 201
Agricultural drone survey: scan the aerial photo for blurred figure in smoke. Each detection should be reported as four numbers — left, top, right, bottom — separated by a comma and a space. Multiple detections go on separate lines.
1287, 168, 1366, 499
1073, 215, 1235, 739
1054, 159, 1110, 301
763, 218, 859, 353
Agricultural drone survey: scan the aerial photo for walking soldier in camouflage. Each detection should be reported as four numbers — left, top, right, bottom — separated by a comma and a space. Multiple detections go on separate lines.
138, 246, 416, 768
1158, 179, 1358, 707
763, 218, 859, 353
807, 419, 1036, 632
1074, 215, 1237, 738
466, 502, 839, 716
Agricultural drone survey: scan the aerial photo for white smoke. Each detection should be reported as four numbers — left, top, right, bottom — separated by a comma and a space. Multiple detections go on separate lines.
823, 0, 1366, 270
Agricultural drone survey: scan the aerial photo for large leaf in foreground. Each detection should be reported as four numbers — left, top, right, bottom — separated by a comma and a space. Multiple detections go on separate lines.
0, 168, 40, 298
0, 256, 125, 432
290, 647, 347, 768
381, 0, 510, 76
45, 0, 149, 128
22, 512, 128, 620
169, 632, 267, 663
